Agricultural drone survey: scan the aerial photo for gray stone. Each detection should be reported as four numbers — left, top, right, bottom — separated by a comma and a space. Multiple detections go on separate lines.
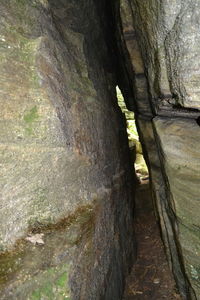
0, 0, 136, 299
129, 0, 200, 109
154, 117, 200, 299
121, 0, 200, 298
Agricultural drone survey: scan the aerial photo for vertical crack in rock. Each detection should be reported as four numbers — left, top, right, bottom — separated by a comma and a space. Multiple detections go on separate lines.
1, 0, 200, 299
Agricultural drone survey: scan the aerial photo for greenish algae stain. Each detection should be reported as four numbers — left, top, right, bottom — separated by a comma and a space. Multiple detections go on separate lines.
24, 106, 39, 123
31, 290, 41, 300
23, 106, 39, 135
0, 249, 24, 285
0, 204, 95, 299
31, 282, 53, 299
56, 272, 68, 288
1, 22, 40, 72
30, 268, 71, 300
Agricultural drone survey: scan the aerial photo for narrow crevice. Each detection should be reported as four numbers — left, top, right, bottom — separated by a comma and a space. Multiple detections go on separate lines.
0, 1, 199, 299
110, 1, 195, 299
196, 116, 200, 126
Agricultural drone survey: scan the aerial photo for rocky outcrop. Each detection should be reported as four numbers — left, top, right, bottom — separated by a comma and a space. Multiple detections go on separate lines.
0, 0, 136, 299
121, 1, 200, 299
1, 0, 199, 299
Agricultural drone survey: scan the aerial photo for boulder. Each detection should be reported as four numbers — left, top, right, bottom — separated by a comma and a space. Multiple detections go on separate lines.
0, 0, 136, 299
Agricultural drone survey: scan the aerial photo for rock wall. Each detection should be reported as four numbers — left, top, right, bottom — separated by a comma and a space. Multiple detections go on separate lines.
120, 1, 200, 299
0, 0, 136, 299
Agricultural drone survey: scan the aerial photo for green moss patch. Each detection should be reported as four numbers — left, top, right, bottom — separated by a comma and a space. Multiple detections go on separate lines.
23, 106, 39, 136
56, 272, 68, 288
30, 267, 71, 300
24, 106, 39, 123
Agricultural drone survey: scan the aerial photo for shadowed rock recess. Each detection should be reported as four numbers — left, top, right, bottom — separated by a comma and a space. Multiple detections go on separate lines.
0, 0, 199, 300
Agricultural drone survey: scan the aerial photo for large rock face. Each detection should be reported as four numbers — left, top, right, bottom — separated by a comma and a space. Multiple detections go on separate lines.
0, 0, 136, 299
1, 0, 199, 299
121, 0, 200, 299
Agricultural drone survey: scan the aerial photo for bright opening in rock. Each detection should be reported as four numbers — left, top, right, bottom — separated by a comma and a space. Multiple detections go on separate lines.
116, 86, 149, 183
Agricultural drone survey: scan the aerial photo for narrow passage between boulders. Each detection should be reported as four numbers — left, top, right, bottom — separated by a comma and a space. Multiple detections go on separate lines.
123, 182, 182, 300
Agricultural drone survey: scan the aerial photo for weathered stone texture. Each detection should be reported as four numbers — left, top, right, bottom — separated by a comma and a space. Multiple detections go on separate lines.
0, 0, 136, 299
120, 0, 150, 116
129, 0, 200, 109
154, 117, 200, 299
121, 0, 200, 299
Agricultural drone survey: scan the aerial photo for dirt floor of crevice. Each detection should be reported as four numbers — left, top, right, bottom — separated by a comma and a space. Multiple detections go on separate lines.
123, 182, 182, 300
